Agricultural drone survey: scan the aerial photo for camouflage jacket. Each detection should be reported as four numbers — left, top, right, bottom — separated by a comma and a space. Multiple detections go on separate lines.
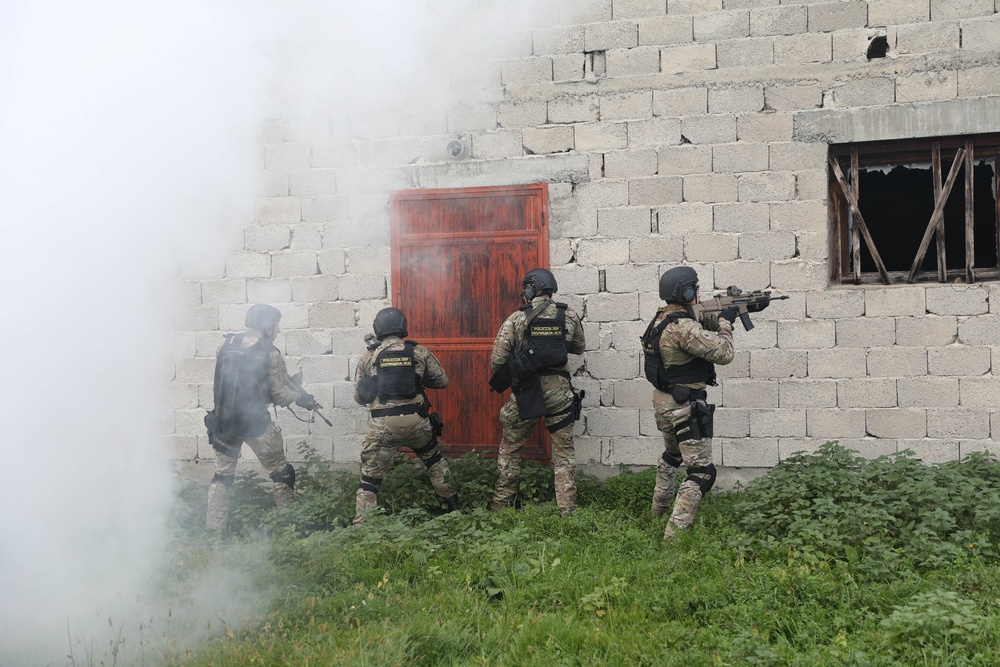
353, 335, 449, 408
220, 327, 304, 408
653, 304, 735, 390
491, 296, 586, 373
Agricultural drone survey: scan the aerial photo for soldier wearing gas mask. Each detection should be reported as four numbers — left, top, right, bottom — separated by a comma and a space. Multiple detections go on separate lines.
640, 267, 736, 540
352, 307, 459, 524
204, 304, 316, 533
488, 268, 586, 517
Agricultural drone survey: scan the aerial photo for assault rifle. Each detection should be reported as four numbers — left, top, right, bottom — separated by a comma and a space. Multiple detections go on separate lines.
691, 286, 789, 331
364, 333, 380, 351
287, 371, 333, 427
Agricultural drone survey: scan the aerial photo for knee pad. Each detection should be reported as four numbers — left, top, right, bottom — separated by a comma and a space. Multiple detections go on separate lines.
211, 472, 235, 488
661, 450, 683, 468
686, 464, 717, 496
269, 463, 296, 489
422, 451, 443, 468
359, 474, 382, 494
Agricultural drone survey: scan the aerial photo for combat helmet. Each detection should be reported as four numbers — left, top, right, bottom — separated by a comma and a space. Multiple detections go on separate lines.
245, 304, 282, 333
373, 307, 408, 341
659, 267, 699, 304
521, 268, 558, 301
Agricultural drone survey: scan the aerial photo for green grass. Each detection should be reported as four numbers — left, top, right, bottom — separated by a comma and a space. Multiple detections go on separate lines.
161, 445, 1000, 666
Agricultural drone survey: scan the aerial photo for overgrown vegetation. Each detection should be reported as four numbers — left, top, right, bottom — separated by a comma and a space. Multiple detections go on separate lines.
162, 442, 1000, 666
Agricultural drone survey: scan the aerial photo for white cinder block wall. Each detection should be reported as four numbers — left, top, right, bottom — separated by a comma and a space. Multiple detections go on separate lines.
171, 0, 1000, 482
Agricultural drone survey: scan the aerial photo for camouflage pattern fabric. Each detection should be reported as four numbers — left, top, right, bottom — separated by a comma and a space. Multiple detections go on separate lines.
352, 336, 455, 524
205, 327, 305, 532
205, 421, 294, 531
648, 303, 734, 540
488, 296, 586, 517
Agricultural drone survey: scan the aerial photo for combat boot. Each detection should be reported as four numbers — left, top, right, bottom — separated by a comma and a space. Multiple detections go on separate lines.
445, 494, 460, 512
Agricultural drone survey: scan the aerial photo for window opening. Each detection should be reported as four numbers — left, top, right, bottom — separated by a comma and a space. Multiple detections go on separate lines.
829, 134, 1000, 285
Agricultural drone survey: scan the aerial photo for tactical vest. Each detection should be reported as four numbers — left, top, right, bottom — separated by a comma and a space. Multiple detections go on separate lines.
640, 313, 716, 392
522, 302, 569, 368
212, 333, 275, 444
376, 341, 422, 401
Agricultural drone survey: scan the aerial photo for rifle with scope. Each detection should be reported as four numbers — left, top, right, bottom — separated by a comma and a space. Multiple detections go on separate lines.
691, 286, 789, 331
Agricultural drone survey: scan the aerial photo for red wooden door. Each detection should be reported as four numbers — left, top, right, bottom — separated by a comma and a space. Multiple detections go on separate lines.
390, 184, 550, 459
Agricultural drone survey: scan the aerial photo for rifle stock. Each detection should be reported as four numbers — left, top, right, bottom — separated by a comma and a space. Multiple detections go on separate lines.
691, 286, 789, 331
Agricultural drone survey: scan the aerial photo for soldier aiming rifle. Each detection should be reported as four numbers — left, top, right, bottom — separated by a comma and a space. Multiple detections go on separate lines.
691, 286, 789, 331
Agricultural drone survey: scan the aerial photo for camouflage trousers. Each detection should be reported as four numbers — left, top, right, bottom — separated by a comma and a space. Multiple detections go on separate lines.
354, 412, 456, 524
651, 390, 714, 540
206, 421, 293, 532
489, 376, 577, 516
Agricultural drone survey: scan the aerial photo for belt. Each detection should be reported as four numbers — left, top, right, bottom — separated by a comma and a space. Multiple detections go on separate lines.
370, 404, 422, 418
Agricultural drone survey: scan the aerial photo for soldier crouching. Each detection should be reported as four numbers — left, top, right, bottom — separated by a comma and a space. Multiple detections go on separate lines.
352, 307, 459, 524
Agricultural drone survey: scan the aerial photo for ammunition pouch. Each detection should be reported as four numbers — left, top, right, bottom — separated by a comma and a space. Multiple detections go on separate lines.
669, 386, 708, 404
687, 464, 717, 495
357, 376, 378, 404
269, 463, 296, 489
673, 400, 715, 443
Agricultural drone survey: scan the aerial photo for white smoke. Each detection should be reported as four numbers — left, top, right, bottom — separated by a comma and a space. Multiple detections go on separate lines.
0, 0, 539, 663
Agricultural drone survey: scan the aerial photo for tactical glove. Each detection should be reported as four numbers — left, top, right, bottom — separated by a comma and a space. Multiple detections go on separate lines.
295, 393, 318, 410
719, 306, 739, 324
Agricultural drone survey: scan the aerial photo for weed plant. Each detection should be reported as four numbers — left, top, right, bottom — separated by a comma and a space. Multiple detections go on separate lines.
161, 442, 1000, 666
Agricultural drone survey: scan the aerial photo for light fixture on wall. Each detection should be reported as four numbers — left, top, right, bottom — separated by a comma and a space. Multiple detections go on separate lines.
446, 139, 466, 159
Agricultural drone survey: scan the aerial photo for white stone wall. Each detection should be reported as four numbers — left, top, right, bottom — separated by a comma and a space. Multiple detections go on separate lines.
171, 0, 1000, 474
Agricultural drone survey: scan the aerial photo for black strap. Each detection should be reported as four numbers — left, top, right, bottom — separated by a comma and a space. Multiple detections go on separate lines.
538, 369, 571, 380
411, 439, 437, 455
546, 405, 575, 433
370, 404, 421, 418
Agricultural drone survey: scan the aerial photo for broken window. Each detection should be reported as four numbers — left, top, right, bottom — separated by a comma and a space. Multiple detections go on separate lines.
829, 134, 1000, 285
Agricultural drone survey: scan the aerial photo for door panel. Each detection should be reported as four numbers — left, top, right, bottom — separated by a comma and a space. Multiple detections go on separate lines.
390, 184, 549, 459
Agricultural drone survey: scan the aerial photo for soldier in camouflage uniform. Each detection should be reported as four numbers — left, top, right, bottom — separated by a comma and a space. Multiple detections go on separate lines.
488, 268, 586, 518
352, 307, 459, 524
205, 304, 316, 533
641, 267, 738, 540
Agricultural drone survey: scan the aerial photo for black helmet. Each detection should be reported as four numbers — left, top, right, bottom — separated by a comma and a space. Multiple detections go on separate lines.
659, 267, 699, 304
522, 268, 558, 301
373, 307, 408, 340
245, 304, 282, 332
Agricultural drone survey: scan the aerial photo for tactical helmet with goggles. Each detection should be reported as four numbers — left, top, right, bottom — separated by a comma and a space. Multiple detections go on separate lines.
521, 268, 558, 301
373, 307, 408, 341
659, 267, 699, 304
245, 304, 282, 333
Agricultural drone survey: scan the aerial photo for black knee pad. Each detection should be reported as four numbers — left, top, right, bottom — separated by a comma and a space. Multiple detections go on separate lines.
662, 450, 683, 468
423, 451, 443, 468
211, 473, 235, 489
359, 474, 382, 494
269, 463, 296, 489
686, 464, 717, 496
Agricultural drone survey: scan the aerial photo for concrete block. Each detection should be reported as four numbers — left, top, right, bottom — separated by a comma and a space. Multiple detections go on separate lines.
316, 249, 346, 277
604, 149, 659, 178
709, 85, 765, 113
174, 357, 216, 385
630, 235, 685, 263
630, 176, 684, 205
796, 231, 827, 261
245, 226, 291, 252
576, 238, 628, 266
895, 71, 958, 103
833, 29, 888, 62
670, 0, 724, 14
839, 378, 896, 407
865, 287, 925, 316
713, 260, 771, 290
200, 279, 246, 306
683, 174, 739, 202
720, 438, 779, 467
586, 292, 640, 321
779, 379, 838, 407
829, 78, 896, 108
868, 0, 929, 25
685, 232, 739, 261
738, 111, 794, 143
499, 101, 548, 129
898, 440, 960, 464
717, 37, 775, 67
713, 202, 769, 232
598, 206, 652, 236
655, 203, 714, 234
808, 348, 868, 378
868, 347, 927, 377
586, 20, 639, 50
271, 251, 318, 278
226, 253, 271, 279
606, 47, 662, 78
896, 315, 956, 346
958, 65, 1000, 97
713, 142, 769, 172
611, 379, 653, 408
961, 439, 1000, 460
770, 261, 827, 291
604, 320, 647, 350
680, 114, 738, 144
928, 345, 991, 376
773, 33, 832, 64
750, 409, 806, 437
777, 319, 836, 349
751, 6, 807, 35
552, 266, 601, 295
660, 43, 718, 73
959, 377, 1000, 408
627, 117, 683, 148
554, 208, 599, 237
614, 0, 667, 19
805, 290, 865, 319
867, 408, 926, 438
718, 350, 750, 379
795, 170, 827, 200
523, 126, 575, 155
898, 376, 959, 407
575, 122, 629, 151
957, 315, 1000, 345
927, 409, 991, 439
574, 179, 630, 208
290, 275, 338, 303
590, 407, 641, 437
768, 141, 826, 172
807, 408, 867, 438
337, 274, 386, 301
247, 278, 291, 305
549, 97, 600, 124
638, 16, 693, 45
694, 11, 750, 41
259, 171, 288, 198
473, 131, 524, 159
895, 21, 960, 54
263, 143, 310, 171
588, 350, 641, 380
765, 84, 822, 112
500, 57, 553, 86
835, 317, 895, 347
658, 145, 712, 174
926, 285, 988, 315
311, 141, 357, 168
606, 436, 663, 465
552, 54, 587, 82
750, 348, 808, 378
533, 25, 586, 54
601, 92, 655, 121
738, 172, 796, 202
716, 408, 750, 438
739, 231, 796, 260
652, 87, 707, 116
289, 170, 337, 196
290, 224, 322, 251
301, 196, 348, 224
808, 2, 869, 32
257, 198, 300, 226
930, 0, 994, 19
309, 301, 356, 329
722, 378, 779, 407
448, 105, 499, 133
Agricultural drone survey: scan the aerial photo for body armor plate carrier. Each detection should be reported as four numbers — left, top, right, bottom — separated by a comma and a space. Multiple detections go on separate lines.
640, 313, 716, 393
523, 302, 569, 368
209, 333, 276, 449
376, 341, 422, 401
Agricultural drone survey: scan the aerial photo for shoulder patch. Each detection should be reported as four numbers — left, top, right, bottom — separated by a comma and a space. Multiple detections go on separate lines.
699, 330, 714, 340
